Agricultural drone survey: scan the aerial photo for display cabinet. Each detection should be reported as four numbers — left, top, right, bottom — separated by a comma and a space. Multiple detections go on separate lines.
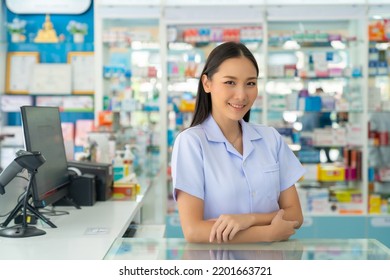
265, 5, 369, 217
99, 18, 161, 165
367, 7, 390, 216
94, 2, 166, 224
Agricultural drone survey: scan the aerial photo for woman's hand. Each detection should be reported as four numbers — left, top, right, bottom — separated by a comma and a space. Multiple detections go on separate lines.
268, 209, 299, 242
208, 209, 299, 243
209, 214, 254, 243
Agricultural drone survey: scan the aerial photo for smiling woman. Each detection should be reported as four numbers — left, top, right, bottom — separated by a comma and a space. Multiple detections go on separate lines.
171, 41, 305, 244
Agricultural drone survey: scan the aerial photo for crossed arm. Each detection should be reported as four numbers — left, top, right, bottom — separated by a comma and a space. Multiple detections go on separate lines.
176, 185, 303, 243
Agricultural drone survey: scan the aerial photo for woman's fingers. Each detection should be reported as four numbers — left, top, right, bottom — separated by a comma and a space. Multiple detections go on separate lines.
210, 220, 241, 243
209, 218, 223, 242
210, 215, 247, 243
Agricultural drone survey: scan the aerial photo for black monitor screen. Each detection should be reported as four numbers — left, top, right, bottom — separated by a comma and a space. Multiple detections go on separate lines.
20, 106, 70, 207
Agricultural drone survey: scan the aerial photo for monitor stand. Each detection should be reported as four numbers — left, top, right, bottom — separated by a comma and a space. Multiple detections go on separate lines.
0, 225, 46, 238
54, 195, 81, 209
0, 193, 57, 229
0, 171, 56, 238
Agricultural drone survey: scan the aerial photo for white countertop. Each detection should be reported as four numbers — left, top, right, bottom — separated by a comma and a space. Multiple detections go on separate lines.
0, 174, 156, 260
0, 200, 139, 259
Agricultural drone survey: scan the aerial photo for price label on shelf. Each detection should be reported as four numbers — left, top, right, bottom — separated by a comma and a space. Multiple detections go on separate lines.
371, 217, 390, 227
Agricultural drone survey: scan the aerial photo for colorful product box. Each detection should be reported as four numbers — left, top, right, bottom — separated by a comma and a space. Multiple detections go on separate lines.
346, 124, 363, 146
379, 167, 390, 182
303, 96, 322, 111
268, 64, 285, 77
318, 164, 345, 182
306, 188, 330, 214
313, 128, 333, 146
298, 149, 320, 163
113, 182, 140, 200
333, 128, 347, 146
321, 96, 335, 111
113, 183, 134, 198
300, 133, 314, 147
268, 94, 286, 110
369, 21, 385, 41
369, 194, 382, 214
337, 203, 363, 215
284, 64, 297, 77
328, 67, 343, 77
334, 189, 362, 203
345, 167, 357, 181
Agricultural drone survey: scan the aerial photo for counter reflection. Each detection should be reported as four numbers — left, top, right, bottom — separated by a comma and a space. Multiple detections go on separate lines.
105, 238, 390, 260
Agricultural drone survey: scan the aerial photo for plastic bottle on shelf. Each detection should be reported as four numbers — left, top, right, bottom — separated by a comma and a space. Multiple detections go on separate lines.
123, 144, 135, 176
381, 199, 388, 214
108, 134, 116, 163
388, 198, 390, 214
113, 151, 124, 181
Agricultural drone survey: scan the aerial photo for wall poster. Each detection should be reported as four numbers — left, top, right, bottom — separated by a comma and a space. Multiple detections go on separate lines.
5, 52, 39, 94
68, 51, 95, 94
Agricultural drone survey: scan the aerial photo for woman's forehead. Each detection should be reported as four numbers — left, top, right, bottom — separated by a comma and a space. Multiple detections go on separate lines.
216, 57, 257, 77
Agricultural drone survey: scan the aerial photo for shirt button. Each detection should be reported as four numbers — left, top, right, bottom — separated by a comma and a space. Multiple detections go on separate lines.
252, 191, 256, 197
243, 161, 247, 167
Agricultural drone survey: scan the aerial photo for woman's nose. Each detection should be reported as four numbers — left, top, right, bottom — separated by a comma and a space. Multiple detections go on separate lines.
235, 85, 247, 99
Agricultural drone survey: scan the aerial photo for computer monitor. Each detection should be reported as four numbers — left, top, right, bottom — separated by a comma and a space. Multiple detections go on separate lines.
20, 106, 70, 208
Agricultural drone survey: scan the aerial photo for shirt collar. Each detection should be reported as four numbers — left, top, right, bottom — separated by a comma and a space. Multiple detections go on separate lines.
201, 114, 263, 144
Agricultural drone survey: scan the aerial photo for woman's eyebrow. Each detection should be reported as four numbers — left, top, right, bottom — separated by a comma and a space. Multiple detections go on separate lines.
222, 75, 257, 80
222, 75, 237, 79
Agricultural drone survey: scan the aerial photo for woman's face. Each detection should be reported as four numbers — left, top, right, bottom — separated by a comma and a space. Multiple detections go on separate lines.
202, 56, 258, 124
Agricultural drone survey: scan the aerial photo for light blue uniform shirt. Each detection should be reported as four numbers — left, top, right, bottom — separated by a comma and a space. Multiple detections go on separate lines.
171, 115, 305, 220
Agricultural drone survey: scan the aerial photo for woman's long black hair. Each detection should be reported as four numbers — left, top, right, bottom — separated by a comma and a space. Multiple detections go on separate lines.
190, 41, 259, 127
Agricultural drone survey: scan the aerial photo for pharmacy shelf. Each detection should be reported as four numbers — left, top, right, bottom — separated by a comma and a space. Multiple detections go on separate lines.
94, 4, 166, 224
265, 17, 369, 216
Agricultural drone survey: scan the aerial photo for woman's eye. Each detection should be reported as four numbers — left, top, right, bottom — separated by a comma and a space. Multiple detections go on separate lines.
247, 82, 257, 86
224, 81, 235, 85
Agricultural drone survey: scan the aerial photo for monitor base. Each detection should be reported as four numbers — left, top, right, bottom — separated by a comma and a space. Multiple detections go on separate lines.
0, 225, 46, 238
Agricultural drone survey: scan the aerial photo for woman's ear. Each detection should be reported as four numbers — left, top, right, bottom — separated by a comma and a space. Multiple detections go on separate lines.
201, 74, 211, 93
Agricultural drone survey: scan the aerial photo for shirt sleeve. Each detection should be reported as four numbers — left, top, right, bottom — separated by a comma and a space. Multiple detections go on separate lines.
171, 130, 205, 201
271, 127, 306, 191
